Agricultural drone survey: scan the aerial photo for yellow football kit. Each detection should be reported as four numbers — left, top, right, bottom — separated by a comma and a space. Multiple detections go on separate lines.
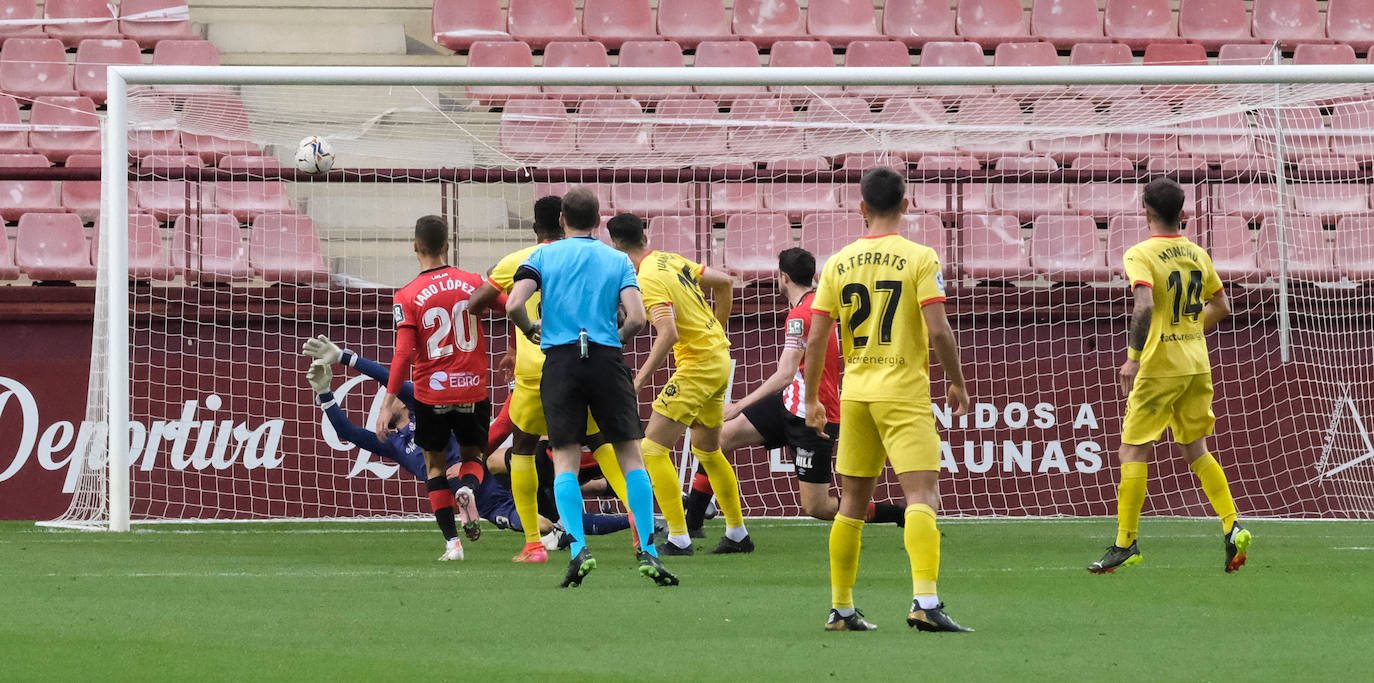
636, 250, 732, 429
1121, 235, 1224, 445
812, 233, 947, 477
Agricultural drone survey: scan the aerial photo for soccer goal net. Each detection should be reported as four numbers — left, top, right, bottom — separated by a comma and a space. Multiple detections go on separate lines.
48, 63, 1374, 529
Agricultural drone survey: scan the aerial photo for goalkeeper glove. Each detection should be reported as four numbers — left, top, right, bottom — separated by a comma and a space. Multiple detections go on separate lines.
302, 334, 342, 365
306, 359, 333, 394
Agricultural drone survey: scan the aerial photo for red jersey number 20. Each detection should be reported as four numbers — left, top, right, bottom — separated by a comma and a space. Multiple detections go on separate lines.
421, 301, 479, 359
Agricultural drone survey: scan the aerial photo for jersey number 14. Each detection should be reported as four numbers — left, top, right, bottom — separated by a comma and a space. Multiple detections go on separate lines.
1166, 269, 1204, 325
423, 302, 479, 359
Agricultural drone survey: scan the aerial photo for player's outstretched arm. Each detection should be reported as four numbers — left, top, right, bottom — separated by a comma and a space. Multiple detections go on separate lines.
303, 336, 420, 411
634, 304, 678, 394
727, 346, 804, 421
506, 278, 541, 343
922, 302, 971, 418
308, 361, 391, 455
699, 267, 736, 330
469, 281, 502, 315
802, 312, 836, 433
1203, 288, 1231, 332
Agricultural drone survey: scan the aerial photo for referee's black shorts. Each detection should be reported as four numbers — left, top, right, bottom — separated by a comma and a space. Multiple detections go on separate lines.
540, 342, 644, 448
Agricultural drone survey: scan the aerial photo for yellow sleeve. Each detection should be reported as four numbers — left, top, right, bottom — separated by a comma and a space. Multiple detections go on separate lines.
639, 266, 670, 310
488, 252, 519, 293
812, 254, 839, 316
1123, 246, 1154, 290
914, 248, 946, 306
688, 259, 705, 282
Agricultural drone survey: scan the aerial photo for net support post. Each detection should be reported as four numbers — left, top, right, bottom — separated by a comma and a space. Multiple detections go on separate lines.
1268, 46, 1293, 363
104, 67, 131, 532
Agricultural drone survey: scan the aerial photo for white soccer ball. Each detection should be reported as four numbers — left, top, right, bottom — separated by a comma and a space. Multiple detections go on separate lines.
294, 136, 335, 174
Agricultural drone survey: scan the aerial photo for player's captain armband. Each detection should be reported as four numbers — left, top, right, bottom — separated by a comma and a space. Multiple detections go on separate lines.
786, 318, 805, 337
392, 304, 404, 326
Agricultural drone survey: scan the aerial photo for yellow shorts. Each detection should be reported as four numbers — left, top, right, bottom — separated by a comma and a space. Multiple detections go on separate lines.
652, 353, 731, 430
508, 377, 599, 437
836, 400, 942, 478
1121, 373, 1215, 445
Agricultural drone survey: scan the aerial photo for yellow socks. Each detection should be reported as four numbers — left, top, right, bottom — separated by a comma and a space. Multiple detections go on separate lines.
509, 453, 541, 545
642, 438, 688, 538
590, 443, 630, 510
1191, 453, 1238, 533
693, 446, 745, 534
829, 514, 864, 610
904, 504, 940, 598
1116, 461, 1148, 548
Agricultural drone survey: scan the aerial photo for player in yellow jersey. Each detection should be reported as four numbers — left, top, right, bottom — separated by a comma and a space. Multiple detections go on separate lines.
804, 167, 972, 633
606, 213, 752, 556
469, 195, 630, 564
1088, 177, 1252, 575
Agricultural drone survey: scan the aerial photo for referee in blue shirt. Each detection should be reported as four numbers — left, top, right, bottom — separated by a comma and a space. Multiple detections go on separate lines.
507, 186, 679, 588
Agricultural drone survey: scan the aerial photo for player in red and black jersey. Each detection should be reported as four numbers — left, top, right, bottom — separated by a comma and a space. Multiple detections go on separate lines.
685, 248, 905, 528
377, 215, 494, 561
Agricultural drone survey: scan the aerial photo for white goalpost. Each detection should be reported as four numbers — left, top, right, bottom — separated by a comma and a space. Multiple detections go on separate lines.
50, 62, 1374, 530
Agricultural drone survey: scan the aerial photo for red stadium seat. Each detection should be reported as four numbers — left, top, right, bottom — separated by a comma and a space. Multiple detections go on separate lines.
1070, 181, 1141, 220
1255, 105, 1327, 159
575, 98, 647, 158
44, 0, 118, 48
1104, 0, 1177, 50
1030, 99, 1104, 162
776, 155, 833, 171
119, 0, 196, 49
1216, 42, 1278, 65
218, 155, 281, 170
652, 98, 724, 156
16, 212, 93, 281
724, 211, 792, 279
136, 180, 202, 222
1252, 0, 1324, 46
1178, 109, 1251, 161
0, 153, 60, 221
918, 41, 989, 100
1105, 99, 1175, 162
1142, 42, 1210, 101
178, 94, 258, 163
882, 0, 957, 48
994, 41, 1065, 100
1031, 0, 1105, 49
1106, 214, 1152, 276
1294, 43, 1358, 65
172, 213, 252, 283
1147, 156, 1206, 174
0, 38, 74, 98
214, 181, 292, 222
582, 0, 655, 50
432, 0, 508, 52
0, 94, 26, 153
152, 38, 219, 65
879, 97, 953, 159
656, 0, 730, 48
506, 0, 579, 49
912, 155, 987, 217
60, 152, 103, 221
0, 223, 18, 280
806, 0, 880, 47
1178, 0, 1254, 51
800, 211, 864, 263
610, 183, 691, 217
646, 215, 706, 262
1031, 214, 1110, 281
844, 40, 915, 102
617, 41, 689, 104
250, 213, 327, 283
1072, 155, 1134, 171
960, 212, 1033, 280
1336, 216, 1374, 280
803, 96, 872, 149
1331, 102, 1374, 161
762, 183, 840, 220
1289, 182, 1369, 222
727, 97, 799, 153
731, 0, 805, 48
122, 94, 184, 159
74, 39, 141, 104
1327, 0, 1374, 54
464, 41, 537, 106
901, 213, 950, 272
768, 41, 841, 101
692, 40, 766, 104
1258, 215, 1338, 281
500, 100, 574, 161
709, 183, 761, 217
956, 96, 1028, 160
990, 154, 1066, 221
955, 0, 1029, 50
1207, 215, 1263, 283
1068, 42, 1140, 100
542, 41, 615, 104
91, 213, 177, 281
0, 0, 43, 44
1213, 182, 1276, 220
137, 154, 203, 170
535, 183, 611, 209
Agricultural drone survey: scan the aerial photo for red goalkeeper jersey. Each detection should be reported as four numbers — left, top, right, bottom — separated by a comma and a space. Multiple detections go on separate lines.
390, 265, 488, 405
781, 291, 842, 422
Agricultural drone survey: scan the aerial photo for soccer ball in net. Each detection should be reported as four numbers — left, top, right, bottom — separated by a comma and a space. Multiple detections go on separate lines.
294, 135, 335, 174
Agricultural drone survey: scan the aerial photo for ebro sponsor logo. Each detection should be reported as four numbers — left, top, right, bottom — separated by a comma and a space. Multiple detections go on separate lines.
428, 371, 482, 391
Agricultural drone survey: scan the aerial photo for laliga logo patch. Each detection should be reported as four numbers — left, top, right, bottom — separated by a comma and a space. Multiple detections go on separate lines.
429, 371, 449, 391
392, 304, 404, 326
935, 271, 946, 295
787, 318, 805, 336
664, 384, 678, 397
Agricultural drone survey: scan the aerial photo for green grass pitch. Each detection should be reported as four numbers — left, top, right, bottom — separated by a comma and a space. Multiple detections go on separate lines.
2, 518, 1371, 680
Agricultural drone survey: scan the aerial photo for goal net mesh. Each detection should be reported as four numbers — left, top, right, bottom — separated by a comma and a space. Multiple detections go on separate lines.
51, 72, 1374, 526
